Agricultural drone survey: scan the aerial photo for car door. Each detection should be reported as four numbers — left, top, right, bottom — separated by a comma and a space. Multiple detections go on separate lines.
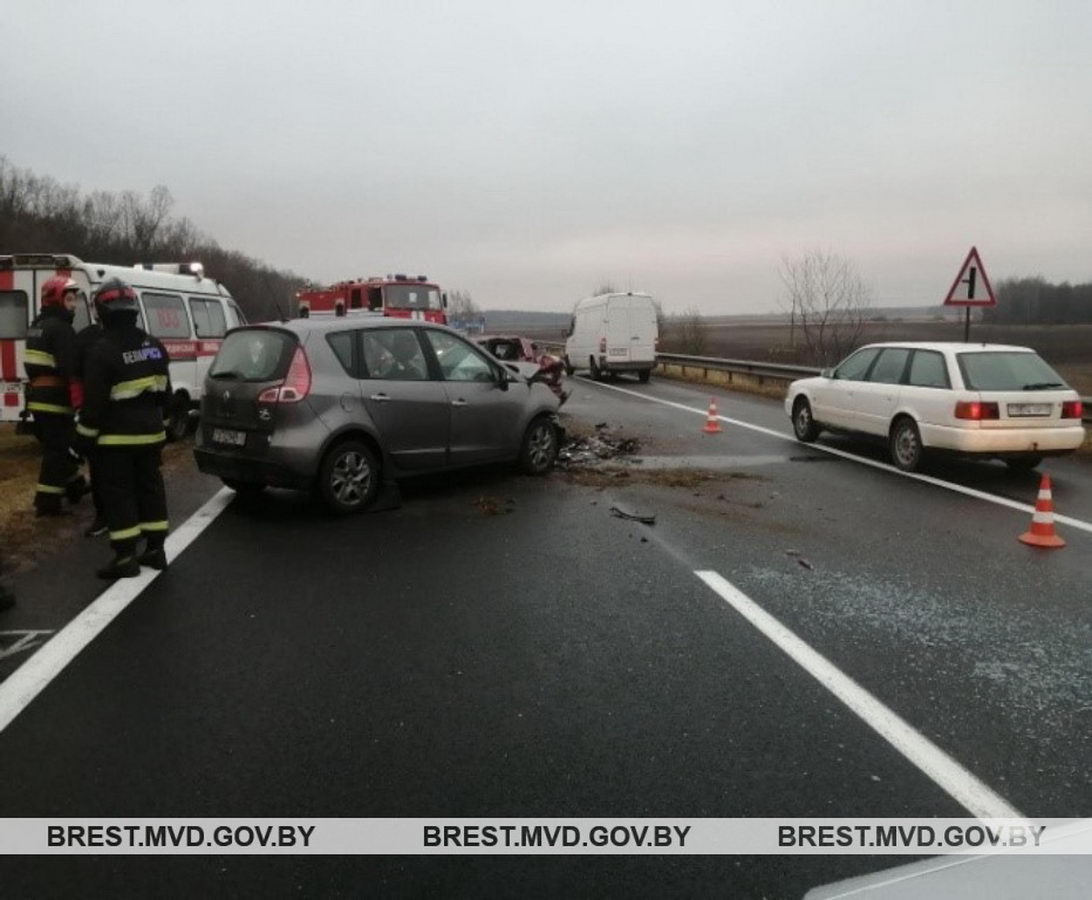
816, 347, 881, 428
357, 327, 450, 471
421, 329, 526, 467
854, 347, 911, 434
902, 348, 952, 430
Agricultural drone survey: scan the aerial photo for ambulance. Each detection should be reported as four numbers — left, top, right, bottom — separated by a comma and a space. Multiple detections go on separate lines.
0, 253, 246, 439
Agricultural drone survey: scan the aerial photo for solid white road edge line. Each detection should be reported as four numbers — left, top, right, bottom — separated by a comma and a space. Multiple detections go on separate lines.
694, 570, 1023, 820
0, 487, 234, 735
582, 377, 1092, 536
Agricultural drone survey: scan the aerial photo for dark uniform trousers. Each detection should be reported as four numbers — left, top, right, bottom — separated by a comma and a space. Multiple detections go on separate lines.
33, 412, 81, 510
98, 446, 169, 558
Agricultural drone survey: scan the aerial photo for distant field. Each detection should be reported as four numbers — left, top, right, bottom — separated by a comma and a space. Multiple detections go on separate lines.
665, 321, 1092, 395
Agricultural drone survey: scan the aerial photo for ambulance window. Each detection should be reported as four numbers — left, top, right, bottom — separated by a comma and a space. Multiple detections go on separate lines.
189, 297, 227, 338
0, 291, 29, 339
224, 301, 246, 327
72, 293, 92, 332
143, 292, 191, 338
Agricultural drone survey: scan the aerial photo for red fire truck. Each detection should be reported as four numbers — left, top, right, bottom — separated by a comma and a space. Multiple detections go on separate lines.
296, 274, 447, 324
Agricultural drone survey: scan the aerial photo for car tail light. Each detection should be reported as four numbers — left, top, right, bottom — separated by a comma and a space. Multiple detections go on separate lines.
1061, 400, 1083, 419
258, 346, 311, 403
599, 337, 607, 353
954, 401, 999, 420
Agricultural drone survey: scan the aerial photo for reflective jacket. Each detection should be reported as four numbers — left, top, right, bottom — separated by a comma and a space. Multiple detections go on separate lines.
75, 322, 172, 447
24, 307, 76, 416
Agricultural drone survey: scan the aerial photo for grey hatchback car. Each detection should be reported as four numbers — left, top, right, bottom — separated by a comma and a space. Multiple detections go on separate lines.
193, 318, 562, 512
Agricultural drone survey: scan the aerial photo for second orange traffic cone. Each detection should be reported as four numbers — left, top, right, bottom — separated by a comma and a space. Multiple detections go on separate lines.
702, 397, 722, 434
1018, 473, 1065, 549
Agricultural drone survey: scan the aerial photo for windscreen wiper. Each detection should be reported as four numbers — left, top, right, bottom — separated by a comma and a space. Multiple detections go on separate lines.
1022, 382, 1065, 390
209, 370, 245, 380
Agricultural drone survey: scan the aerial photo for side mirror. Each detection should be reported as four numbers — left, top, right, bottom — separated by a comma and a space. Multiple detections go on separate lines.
441, 293, 449, 309
496, 367, 511, 390
821, 368, 834, 379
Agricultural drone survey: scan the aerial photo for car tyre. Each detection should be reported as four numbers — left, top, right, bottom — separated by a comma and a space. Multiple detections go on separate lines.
589, 357, 604, 381
889, 417, 924, 472
222, 478, 265, 494
792, 397, 820, 442
1005, 455, 1043, 472
638, 368, 651, 383
519, 417, 559, 475
564, 355, 574, 376
318, 440, 380, 514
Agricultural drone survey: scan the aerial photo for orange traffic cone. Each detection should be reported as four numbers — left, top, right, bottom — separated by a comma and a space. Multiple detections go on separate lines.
702, 397, 722, 434
1018, 473, 1065, 549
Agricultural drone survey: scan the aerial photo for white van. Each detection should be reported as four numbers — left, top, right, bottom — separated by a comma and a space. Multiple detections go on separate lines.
564, 291, 659, 382
0, 253, 245, 438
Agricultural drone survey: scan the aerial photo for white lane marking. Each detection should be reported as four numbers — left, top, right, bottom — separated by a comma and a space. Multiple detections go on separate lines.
0, 631, 54, 661
581, 377, 1092, 535
0, 488, 234, 735
694, 570, 1022, 820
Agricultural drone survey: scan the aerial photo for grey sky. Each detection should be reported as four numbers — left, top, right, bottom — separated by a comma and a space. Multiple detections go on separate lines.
6, 0, 1092, 313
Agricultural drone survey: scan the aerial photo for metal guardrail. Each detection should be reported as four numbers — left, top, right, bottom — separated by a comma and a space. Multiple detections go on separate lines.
542, 342, 1092, 423
654, 352, 819, 381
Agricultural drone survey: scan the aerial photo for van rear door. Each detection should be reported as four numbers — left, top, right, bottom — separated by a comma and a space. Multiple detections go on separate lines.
605, 298, 635, 363
626, 297, 658, 364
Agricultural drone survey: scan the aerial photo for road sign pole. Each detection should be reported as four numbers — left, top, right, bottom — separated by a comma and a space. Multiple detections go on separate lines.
964, 307, 970, 342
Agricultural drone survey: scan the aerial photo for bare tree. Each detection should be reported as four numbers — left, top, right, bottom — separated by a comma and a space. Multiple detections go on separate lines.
779, 250, 872, 365
675, 306, 707, 355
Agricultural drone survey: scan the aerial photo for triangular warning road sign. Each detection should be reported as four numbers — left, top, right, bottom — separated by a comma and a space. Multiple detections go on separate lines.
944, 246, 996, 307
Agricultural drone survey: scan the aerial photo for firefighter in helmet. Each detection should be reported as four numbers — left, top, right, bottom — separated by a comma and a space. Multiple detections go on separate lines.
74, 278, 172, 579
24, 276, 89, 515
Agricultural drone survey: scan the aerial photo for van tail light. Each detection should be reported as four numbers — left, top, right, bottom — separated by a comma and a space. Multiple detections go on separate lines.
1061, 400, 1083, 419
258, 346, 311, 403
954, 401, 999, 420
599, 337, 607, 353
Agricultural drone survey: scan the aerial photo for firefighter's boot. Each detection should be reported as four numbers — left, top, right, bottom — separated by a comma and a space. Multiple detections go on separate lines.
34, 493, 68, 517
65, 474, 90, 505
96, 554, 140, 580
137, 534, 168, 571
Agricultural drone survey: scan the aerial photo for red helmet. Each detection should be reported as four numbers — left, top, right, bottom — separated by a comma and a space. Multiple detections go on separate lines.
92, 278, 140, 317
41, 276, 79, 308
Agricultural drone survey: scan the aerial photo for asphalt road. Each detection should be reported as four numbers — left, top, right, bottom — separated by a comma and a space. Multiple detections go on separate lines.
2, 374, 1090, 898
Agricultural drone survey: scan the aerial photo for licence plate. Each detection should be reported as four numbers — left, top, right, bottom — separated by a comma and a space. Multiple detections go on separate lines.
1007, 403, 1052, 417
1, 381, 23, 394
212, 428, 247, 447
608, 348, 629, 356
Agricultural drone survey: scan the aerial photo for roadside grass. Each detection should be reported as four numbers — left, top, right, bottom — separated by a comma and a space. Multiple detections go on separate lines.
0, 424, 197, 573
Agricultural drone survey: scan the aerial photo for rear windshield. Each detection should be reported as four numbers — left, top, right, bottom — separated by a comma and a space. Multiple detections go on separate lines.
482, 339, 523, 360
209, 329, 296, 381
957, 351, 1069, 391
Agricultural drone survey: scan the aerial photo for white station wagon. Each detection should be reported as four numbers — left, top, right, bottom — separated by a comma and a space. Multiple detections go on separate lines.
785, 342, 1085, 472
